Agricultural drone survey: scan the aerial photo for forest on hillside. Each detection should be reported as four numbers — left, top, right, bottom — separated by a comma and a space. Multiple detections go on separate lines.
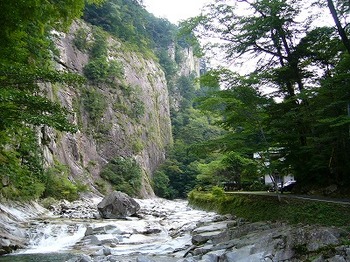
0, 0, 349, 201
172, 0, 350, 197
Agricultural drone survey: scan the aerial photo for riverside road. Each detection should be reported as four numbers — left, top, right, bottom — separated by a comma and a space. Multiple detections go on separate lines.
225, 191, 350, 205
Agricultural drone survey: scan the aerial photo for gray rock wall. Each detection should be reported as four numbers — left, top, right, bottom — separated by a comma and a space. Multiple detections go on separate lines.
40, 20, 181, 197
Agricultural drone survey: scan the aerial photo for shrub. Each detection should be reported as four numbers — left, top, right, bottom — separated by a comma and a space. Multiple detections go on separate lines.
211, 185, 225, 198
40, 197, 58, 209
153, 170, 171, 198
83, 58, 109, 81
81, 88, 107, 124
73, 28, 89, 51
95, 179, 109, 195
42, 164, 79, 201
100, 156, 142, 197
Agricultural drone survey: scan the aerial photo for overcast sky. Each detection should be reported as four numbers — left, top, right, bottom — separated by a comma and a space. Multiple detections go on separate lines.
143, 0, 210, 24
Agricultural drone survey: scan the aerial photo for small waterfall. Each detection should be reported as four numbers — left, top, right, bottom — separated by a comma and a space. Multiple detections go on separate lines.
21, 222, 86, 254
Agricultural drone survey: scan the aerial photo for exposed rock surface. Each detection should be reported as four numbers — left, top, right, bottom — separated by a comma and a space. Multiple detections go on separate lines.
41, 20, 187, 198
178, 220, 350, 262
0, 201, 48, 255
1, 198, 349, 262
97, 191, 140, 219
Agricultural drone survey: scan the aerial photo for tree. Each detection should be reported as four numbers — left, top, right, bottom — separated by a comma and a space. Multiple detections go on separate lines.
184, 0, 350, 192
323, 0, 350, 54
196, 70, 280, 187
0, 0, 101, 200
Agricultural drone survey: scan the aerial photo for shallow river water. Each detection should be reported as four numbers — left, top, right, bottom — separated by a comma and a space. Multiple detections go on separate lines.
0, 198, 219, 262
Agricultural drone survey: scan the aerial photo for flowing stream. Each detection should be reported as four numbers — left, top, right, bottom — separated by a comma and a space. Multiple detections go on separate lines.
0, 198, 219, 262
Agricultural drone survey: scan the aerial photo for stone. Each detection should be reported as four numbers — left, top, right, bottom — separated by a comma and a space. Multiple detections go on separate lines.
85, 226, 94, 236
201, 250, 226, 262
327, 255, 347, 262
85, 235, 102, 246
311, 256, 325, 262
103, 247, 112, 256
106, 255, 119, 262
176, 258, 197, 262
346, 247, 350, 257
192, 221, 229, 234
192, 229, 229, 245
221, 247, 266, 262
136, 256, 156, 262
97, 191, 140, 219
78, 254, 93, 262
0, 238, 11, 247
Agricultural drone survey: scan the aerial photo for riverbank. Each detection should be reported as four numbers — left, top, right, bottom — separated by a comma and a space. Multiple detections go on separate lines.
188, 190, 350, 227
1, 193, 350, 262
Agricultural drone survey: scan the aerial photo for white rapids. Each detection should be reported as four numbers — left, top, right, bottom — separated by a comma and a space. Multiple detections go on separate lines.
16, 198, 219, 259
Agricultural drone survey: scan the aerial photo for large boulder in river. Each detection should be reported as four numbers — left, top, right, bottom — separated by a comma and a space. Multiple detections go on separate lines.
97, 191, 140, 219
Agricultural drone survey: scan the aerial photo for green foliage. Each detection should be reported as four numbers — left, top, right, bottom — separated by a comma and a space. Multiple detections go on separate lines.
157, 49, 177, 81
100, 156, 142, 196
42, 164, 80, 202
83, 27, 125, 83
0, 0, 96, 200
0, 65, 81, 133
154, 72, 227, 199
84, 58, 110, 81
0, 127, 45, 200
40, 197, 58, 209
152, 171, 173, 199
95, 179, 109, 195
183, 0, 350, 192
81, 87, 107, 124
211, 186, 225, 198
189, 191, 350, 227
132, 139, 144, 153
74, 28, 90, 51
84, 0, 177, 53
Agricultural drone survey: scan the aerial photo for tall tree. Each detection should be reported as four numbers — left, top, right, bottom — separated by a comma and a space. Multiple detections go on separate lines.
183, 0, 350, 191
324, 0, 350, 54
0, 0, 101, 199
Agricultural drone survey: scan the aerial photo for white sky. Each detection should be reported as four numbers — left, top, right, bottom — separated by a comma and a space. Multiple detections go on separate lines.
143, 0, 210, 24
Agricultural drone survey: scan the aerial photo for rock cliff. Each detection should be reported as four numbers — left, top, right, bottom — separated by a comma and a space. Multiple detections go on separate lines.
38, 20, 199, 197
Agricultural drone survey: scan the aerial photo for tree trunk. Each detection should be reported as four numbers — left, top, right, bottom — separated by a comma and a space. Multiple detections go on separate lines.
327, 0, 350, 54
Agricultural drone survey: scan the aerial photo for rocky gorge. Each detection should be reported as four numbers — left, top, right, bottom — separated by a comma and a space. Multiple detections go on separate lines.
0, 194, 349, 262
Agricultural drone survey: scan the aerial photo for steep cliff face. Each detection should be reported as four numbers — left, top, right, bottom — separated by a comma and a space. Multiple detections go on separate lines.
167, 44, 201, 112
41, 20, 177, 197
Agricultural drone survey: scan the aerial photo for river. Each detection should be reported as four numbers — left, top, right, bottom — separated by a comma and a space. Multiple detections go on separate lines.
0, 197, 220, 262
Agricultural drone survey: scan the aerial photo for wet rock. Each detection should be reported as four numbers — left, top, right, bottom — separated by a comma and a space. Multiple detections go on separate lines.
97, 191, 140, 219
346, 246, 350, 257
85, 226, 94, 236
103, 247, 112, 256
84, 235, 102, 246
191, 221, 230, 245
176, 257, 197, 262
136, 256, 156, 262
67, 254, 93, 262
201, 249, 226, 262
106, 255, 119, 262
326, 256, 346, 262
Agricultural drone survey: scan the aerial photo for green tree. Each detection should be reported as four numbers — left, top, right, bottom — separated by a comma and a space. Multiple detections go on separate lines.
100, 157, 143, 196
184, 0, 350, 192
0, 0, 101, 200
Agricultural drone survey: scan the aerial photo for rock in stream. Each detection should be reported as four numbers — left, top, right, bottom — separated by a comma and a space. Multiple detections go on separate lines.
0, 195, 349, 262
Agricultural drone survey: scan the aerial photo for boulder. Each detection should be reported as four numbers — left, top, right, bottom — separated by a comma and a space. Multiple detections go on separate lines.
97, 191, 140, 219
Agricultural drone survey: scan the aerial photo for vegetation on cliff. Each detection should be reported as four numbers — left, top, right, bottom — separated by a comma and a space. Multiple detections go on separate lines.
2, 0, 349, 202
0, 0, 104, 200
0, 0, 200, 200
